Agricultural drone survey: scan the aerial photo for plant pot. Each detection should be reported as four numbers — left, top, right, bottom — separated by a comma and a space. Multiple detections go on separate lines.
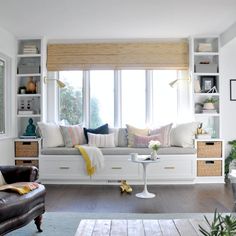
203, 102, 215, 110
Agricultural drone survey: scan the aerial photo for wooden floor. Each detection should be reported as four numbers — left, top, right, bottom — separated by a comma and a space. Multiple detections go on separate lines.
75, 219, 209, 236
45, 182, 235, 213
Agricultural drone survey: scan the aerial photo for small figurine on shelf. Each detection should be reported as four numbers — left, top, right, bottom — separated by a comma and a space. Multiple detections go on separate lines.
23, 118, 37, 137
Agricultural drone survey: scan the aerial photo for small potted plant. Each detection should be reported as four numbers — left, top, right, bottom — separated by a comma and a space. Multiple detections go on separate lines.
203, 97, 218, 110
148, 140, 161, 160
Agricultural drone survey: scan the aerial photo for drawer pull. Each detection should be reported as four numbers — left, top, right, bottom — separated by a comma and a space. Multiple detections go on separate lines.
205, 142, 214, 146
22, 142, 31, 145
205, 161, 215, 164
164, 166, 175, 170
59, 167, 70, 170
111, 167, 122, 170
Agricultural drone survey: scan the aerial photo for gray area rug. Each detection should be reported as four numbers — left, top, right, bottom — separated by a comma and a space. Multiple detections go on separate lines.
7, 212, 229, 236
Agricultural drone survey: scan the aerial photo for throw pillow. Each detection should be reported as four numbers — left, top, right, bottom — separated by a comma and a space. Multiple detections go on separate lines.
170, 122, 200, 148
60, 124, 86, 147
126, 124, 149, 147
109, 128, 119, 147
37, 122, 64, 148
149, 123, 173, 147
84, 123, 109, 143
133, 134, 162, 148
88, 133, 115, 148
0, 171, 6, 186
118, 128, 128, 147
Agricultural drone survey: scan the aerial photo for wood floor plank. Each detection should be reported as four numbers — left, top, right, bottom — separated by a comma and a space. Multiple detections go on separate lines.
110, 220, 127, 236
174, 219, 198, 236
92, 220, 111, 236
143, 220, 163, 236
159, 220, 180, 236
75, 220, 95, 236
127, 220, 145, 236
189, 219, 210, 236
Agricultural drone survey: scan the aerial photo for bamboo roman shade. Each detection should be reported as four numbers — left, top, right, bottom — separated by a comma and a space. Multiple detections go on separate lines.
47, 41, 188, 71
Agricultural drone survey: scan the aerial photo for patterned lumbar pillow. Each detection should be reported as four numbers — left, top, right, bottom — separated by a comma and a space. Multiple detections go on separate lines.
60, 124, 86, 147
88, 133, 115, 148
0, 171, 6, 186
83, 123, 109, 143
126, 124, 149, 147
133, 134, 162, 148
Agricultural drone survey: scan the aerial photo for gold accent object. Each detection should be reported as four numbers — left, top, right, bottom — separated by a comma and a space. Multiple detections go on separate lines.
120, 180, 132, 193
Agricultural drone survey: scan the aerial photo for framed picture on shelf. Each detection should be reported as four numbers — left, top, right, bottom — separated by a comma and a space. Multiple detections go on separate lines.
200, 76, 216, 93
230, 79, 236, 101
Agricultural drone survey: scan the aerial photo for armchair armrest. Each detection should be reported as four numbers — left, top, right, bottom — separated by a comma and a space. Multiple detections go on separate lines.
0, 166, 39, 184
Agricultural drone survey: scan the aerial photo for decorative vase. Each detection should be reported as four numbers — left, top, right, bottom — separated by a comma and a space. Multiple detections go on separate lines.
26, 77, 36, 94
151, 150, 158, 160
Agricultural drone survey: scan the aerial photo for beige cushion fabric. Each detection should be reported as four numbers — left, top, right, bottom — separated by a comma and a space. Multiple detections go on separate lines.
88, 133, 115, 148
126, 124, 149, 147
0, 171, 6, 186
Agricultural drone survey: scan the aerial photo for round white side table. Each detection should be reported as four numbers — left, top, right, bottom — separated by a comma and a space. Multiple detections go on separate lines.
130, 155, 160, 199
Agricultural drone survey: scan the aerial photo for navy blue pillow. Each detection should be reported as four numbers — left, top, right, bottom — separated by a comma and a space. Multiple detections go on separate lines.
84, 123, 109, 143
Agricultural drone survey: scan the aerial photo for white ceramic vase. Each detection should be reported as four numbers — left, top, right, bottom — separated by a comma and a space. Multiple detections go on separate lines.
151, 150, 158, 160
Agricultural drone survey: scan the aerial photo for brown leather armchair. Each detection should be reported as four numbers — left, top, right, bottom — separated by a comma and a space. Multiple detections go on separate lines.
0, 166, 46, 235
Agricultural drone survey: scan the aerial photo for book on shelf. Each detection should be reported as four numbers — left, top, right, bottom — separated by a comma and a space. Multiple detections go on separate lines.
18, 110, 34, 115
202, 109, 217, 113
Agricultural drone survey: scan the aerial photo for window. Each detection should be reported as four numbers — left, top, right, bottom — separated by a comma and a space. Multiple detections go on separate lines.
152, 70, 178, 126
0, 58, 5, 134
56, 69, 189, 128
90, 70, 114, 128
59, 71, 83, 125
121, 70, 146, 127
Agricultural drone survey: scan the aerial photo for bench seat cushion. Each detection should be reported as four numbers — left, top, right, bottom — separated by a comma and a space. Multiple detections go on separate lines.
41, 147, 196, 156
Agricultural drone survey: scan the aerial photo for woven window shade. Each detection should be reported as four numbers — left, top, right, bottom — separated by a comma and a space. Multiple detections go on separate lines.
47, 41, 188, 71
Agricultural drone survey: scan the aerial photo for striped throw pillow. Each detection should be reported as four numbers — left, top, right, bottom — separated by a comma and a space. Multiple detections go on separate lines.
88, 133, 115, 148
60, 125, 86, 147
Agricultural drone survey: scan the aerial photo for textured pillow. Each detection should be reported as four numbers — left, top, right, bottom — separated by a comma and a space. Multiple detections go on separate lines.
60, 124, 86, 147
149, 123, 173, 147
84, 123, 109, 143
118, 128, 128, 147
126, 124, 149, 147
109, 128, 119, 147
0, 171, 6, 186
88, 133, 115, 148
170, 122, 200, 148
37, 122, 64, 148
133, 134, 162, 148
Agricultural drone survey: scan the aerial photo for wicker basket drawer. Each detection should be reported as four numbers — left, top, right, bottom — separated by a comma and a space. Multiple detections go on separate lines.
197, 160, 222, 176
15, 141, 38, 157
197, 141, 222, 158
15, 160, 38, 168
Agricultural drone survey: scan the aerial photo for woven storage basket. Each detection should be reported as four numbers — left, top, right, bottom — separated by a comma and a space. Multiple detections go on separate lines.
197, 141, 222, 158
197, 160, 222, 176
15, 141, 38, 157
15, 160, 38, 168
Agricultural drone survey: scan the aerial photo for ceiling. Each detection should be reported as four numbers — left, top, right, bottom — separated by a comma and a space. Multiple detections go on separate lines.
0, 0, 236, 42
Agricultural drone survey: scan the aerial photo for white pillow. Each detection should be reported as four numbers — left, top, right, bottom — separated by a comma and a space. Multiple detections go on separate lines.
170, 122, 200, 148
37, 122, 64, 148
0, 171, 6, 186
109, 128, 119, 147
88, 133, 115, 148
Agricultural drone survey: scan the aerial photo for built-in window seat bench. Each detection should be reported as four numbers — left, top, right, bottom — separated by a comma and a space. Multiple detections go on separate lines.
39, 147, 197, 185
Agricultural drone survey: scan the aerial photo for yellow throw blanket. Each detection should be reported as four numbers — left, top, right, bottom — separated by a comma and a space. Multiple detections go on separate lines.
0, 182, 39, 195
75, 145, 104, 176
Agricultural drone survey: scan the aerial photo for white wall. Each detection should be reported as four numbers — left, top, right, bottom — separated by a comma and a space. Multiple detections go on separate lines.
0, 26, 16, 165
221, 37, 236, 155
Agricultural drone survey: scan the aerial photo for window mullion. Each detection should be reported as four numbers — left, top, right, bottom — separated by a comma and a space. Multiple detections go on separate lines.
83, 70, 90, 127
146, 70, 153, 126
114, 70, 121, 128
